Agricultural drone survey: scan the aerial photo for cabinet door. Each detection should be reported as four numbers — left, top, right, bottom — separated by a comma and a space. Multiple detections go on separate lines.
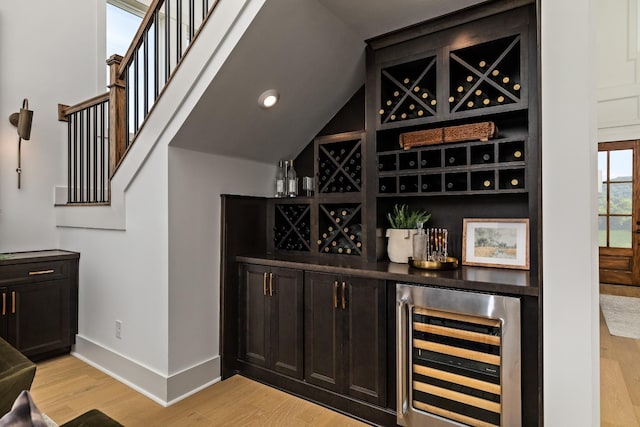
8, 279, 71, 358
269, 267, 303, 379
304, 271, 342, 392
343, 276, 387, 406
240, 264, 269, 368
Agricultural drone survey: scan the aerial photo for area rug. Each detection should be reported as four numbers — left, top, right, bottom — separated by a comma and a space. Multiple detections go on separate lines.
600, 294, 640, 339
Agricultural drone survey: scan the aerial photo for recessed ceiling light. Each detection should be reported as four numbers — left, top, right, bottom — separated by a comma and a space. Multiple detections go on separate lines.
258, 89, 279, 109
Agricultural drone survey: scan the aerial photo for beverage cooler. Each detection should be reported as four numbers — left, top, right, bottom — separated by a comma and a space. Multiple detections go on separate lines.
396, 284, 521, 427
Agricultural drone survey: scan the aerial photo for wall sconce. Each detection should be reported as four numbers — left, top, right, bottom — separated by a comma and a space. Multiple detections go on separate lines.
8, 98, 33, 189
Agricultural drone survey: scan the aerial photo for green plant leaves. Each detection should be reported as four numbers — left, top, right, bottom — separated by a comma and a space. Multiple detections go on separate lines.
386, 204, 431, 229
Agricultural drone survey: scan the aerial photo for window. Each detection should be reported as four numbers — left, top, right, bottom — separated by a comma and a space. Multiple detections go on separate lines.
598, 148, 633, 248
106, 1, 145, 83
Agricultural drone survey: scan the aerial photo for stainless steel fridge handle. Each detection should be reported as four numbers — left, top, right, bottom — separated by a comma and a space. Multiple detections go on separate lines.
397, 296, 410, 422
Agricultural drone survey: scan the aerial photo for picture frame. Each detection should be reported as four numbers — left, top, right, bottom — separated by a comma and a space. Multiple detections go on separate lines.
462, 218, 530, 270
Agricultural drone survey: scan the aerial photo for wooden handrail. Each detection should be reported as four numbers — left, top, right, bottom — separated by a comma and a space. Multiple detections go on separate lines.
58, 93, 109, 122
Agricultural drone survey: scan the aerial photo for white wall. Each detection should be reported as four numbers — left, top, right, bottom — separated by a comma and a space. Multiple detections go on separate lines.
59, 143, 169, 374
597, 0, 640, 142
167, 147, 274, 392
0, 0, 101, 252
542, 0, 600, 425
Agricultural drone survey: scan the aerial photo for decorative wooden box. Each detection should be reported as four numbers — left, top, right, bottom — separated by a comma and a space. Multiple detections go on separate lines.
443, 122, 497, 143
399, 121, 497, 150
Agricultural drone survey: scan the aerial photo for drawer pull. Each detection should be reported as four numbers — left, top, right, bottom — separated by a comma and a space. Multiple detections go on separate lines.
11, 291, 15, 314
333, 281, 339, 309
29, 269, 55, 276
1, 293, 5, 316
341, 282, 347, 310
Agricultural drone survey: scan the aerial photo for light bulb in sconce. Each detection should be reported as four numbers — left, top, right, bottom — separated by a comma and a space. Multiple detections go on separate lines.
258, 89, 279, 109
9, 98, 34, 189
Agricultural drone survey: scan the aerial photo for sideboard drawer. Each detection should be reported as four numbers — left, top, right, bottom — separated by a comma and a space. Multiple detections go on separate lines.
0, 261, 69, 283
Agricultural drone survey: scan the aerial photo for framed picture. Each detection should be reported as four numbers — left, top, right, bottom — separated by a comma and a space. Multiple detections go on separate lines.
462, 218, 530, 270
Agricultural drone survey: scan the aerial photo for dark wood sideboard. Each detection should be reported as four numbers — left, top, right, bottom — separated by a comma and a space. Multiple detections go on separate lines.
0, 250, 79, 361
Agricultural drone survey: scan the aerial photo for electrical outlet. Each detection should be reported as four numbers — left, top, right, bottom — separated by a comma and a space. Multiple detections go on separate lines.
115, 320, 122, 339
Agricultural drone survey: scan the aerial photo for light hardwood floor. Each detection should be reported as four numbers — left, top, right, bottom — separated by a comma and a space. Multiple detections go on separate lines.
600, 283, 640, 427
27, 288, 640, 426
30, 357, 367, 426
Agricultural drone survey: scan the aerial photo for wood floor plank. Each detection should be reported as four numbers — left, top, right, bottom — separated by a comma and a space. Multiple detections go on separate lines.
30, 356, 368, 426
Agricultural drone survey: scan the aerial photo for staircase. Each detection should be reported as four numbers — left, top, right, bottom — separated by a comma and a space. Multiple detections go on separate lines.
58, 0, 221, 204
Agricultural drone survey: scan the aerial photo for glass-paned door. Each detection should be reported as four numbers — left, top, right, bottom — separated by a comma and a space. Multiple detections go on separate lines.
598, 140, 640, 285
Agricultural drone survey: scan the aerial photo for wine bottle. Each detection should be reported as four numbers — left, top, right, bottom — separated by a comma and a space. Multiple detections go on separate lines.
403, 77, 411, 85
287, 160, 297, 197
400, 112, 407, 120
390, 114, 397, 121
511, 178, 520, 187
502, 76, 510, 84
491, 69, 500, 77
483, 179, 492, 188
497, 95, 505, 103
482, 153, 491, 162
430, 99, 437, 106
421, 159, 427, 167
448, 96, 455, 103
393, 90, 400, 97
378, 108, 385, 116
276, 160, 285, 197
417, 109, 424, 117
413, 86, 421, 93
467, 100, 474, 108
466, 75, 474, 83
409, 104, 416, 111
478, 60, 487, 70
513, 83, 521, 91
421, 92, 429, 99
514, 150, 523, 159
408, 160, 416, 167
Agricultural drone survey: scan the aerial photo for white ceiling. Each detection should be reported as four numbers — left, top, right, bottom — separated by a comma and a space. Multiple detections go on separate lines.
170, 0, 488, 163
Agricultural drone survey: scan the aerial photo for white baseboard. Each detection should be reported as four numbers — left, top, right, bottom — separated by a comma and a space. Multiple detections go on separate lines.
72, 335, 221, 406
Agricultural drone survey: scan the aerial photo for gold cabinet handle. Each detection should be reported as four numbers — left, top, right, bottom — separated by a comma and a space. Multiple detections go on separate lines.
29, 269, 55, 276
269, 272, 274, 297
341, 282, 347, 310
263, 272, 268, 296
11, 291, 16, 314
1, 293, 5, 316
333, 281, 338, 309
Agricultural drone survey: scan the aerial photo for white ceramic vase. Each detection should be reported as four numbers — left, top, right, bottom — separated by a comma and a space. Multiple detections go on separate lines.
385, 228, 417, 263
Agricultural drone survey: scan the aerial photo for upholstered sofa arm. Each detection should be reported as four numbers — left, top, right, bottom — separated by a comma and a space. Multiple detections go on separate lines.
0, 337, 36, 418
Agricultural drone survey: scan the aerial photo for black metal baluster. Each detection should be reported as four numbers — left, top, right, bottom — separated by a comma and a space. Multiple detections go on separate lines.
177, 0, 182, 62
67, 115, 72, 203
189, 0, 195, 43
93, 105, 98, 202
100, 101, 105, 203
73, 113, 78, 203
165, 0, 171, 82
143, 31, 149, 118
134, 50, 139, 134
154, 9, 160, 101
79, 110, 84, 203
125, 66, 130, 149
86, 108, 91, 202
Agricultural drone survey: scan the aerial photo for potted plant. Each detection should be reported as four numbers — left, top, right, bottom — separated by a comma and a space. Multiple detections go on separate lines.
385, 204, 431, 263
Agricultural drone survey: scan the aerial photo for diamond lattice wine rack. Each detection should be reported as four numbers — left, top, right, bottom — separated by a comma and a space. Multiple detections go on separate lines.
449, 35, 522, 113
379, 56, 437, 125
273, 203, 311, 252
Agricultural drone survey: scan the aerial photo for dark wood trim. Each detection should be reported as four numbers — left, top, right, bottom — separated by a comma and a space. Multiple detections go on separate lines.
366, 0, 534, 50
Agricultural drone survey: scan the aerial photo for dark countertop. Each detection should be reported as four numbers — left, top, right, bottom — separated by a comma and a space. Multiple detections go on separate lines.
237, 253, 539, 297
0, 250, 80, 265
